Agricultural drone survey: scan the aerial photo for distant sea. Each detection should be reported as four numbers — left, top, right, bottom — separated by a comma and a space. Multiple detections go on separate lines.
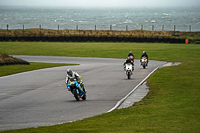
0, 6, 200, 31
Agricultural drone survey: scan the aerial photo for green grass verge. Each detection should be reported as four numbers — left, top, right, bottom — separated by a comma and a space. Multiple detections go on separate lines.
0, 42, 200, 133
0, 62, 78, 77
0, 42, 199, 62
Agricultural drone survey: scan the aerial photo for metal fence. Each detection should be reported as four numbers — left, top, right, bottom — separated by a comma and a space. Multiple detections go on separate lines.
3, 24, 195, 32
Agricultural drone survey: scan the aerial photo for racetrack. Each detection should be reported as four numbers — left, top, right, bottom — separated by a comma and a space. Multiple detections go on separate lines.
0, 56, 166, 131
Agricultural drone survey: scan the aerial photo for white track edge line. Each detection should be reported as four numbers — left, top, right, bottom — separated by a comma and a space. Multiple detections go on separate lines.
107, 66, 160, 113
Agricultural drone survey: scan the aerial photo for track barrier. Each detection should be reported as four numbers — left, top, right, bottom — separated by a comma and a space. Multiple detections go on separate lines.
0, 36, 190, 43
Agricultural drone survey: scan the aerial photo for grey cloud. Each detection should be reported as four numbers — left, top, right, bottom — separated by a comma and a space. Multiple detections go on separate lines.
0, 0, 199, 7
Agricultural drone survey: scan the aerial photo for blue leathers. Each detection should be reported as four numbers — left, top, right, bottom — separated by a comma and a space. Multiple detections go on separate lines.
65, 69, 85, 94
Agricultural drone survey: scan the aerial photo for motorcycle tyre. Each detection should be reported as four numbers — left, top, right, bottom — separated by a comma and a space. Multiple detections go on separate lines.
82, 94, 87, 100
72, 90, 80, 101
128, 71, 131, 79
143, 64, 146, 69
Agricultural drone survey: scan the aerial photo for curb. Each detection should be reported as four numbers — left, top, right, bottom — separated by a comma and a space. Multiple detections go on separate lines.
107, 66, 160, 112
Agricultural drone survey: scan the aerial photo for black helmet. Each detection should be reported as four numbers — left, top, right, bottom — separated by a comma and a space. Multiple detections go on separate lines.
127, 57, 131, 60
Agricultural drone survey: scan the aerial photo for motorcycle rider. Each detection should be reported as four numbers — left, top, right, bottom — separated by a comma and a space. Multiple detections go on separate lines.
65, 68, 86, 94
128, 51, 134, 62
140, 51, 149, 66
124, 57, 134, 70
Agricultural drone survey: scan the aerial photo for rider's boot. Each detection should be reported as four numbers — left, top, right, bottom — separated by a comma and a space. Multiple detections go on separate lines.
81, 83, 87, 94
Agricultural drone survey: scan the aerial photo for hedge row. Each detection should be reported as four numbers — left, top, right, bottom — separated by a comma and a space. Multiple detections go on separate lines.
0, 61, 30, 66
0, 53, 30, 66
0, 36, 187, 43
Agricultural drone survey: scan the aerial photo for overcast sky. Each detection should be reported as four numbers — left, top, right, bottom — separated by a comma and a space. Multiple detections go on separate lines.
0, 0, 200, 7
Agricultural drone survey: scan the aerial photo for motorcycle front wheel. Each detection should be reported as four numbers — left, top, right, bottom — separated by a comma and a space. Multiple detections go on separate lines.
127, 71, 131, 79
72, 90, 80, 101
82, 94, 86, 100
143, 64, 146, 69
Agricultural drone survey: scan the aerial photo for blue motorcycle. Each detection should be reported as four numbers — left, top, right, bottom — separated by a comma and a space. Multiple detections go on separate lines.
67, 78, 86, 101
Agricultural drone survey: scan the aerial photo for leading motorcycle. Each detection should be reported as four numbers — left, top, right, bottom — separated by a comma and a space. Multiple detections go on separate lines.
125, 63, 133, 79
67, 78, 86, 101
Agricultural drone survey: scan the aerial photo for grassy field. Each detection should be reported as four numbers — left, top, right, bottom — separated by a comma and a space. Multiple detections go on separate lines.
0, 52, 77, 77
0, 42, 199, 62
0, 42, 200, 132
0, 62, 77, 77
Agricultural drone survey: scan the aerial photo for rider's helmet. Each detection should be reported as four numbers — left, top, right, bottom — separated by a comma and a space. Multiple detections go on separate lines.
67, 68, 73, 77
127, 57, 131, 61
143, 51, 146, 54
129, 51, 132, 54
130, 56, 134, 60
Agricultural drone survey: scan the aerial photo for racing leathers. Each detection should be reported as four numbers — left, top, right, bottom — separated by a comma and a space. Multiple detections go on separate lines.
140, 52, 149, 65
128, 53, 134, 62
65, 71, 86, 93
124, 57, 134, 71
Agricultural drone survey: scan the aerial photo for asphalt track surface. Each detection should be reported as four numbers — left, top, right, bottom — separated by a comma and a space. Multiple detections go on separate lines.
0, 56, 166, 131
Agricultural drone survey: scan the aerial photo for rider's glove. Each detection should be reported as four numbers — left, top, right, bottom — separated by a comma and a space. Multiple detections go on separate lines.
65, 81, 68, 85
